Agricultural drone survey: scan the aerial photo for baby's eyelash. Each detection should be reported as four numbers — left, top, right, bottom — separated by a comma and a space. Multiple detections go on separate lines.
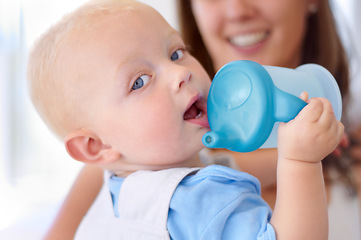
178, 45, 191, 53
170, 45, 191, 61
184, 44, 192, 52
173, 44, 191, 53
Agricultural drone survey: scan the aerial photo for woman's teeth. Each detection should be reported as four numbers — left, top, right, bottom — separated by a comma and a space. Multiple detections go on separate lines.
230, 31, 267, 47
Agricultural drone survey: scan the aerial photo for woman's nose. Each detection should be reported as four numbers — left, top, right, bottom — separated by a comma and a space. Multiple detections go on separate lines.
225, 0, 256, 21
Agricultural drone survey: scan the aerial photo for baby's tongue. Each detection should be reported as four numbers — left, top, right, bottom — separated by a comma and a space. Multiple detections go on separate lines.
184, 104, 197, 120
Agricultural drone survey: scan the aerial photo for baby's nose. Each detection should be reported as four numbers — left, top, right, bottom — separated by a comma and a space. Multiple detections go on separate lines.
171, 66, 191, 91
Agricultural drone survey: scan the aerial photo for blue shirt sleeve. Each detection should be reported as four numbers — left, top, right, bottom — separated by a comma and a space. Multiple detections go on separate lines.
167, 165, 276, 240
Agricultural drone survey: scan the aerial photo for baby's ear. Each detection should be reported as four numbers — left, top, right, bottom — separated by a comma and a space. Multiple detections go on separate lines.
65, 129, 120, 165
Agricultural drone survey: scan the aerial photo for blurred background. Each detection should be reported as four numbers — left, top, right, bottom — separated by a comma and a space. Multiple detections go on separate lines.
0, 0, 359, 239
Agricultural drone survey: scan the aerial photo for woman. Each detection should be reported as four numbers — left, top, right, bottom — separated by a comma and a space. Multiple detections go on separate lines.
178, 0, 352, 196
45, 0, 360, 239
177, 0, 360, 238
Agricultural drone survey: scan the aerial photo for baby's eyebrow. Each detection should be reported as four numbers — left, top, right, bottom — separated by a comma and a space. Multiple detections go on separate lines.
168, 30, 183, 42
113, 51, 139, 85
113, 64, 133, 95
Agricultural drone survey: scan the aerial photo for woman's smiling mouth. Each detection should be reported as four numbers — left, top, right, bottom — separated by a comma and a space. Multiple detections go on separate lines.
229, 31, 268, 48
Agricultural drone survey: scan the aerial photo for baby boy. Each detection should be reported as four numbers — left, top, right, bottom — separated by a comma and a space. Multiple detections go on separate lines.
27, 0, 343, 239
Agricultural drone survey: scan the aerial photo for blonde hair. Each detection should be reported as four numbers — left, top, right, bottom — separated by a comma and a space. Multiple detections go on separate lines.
27, 0, 134, 139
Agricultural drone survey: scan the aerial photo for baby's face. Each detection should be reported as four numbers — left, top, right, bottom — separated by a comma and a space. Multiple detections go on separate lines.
68, 3, 211, 171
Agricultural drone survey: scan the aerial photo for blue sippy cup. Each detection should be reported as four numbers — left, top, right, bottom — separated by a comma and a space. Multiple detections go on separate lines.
202, 60, 342, 152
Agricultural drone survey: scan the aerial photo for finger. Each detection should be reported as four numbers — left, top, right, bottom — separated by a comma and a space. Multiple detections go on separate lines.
318, 98, 335, 127
339, 133, 349, 148
331, 133, 348, 156
297, 98, 323, 122
331, 147, 342, 157
299, 91, 309, 102
335, 121, 345, 145
328, 124, 342, 154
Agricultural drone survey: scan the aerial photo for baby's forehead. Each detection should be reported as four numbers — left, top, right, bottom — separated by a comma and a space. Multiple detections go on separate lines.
62, 1, 177, 70
66, 1, 164, 48
83, 1, 159, 24
63, 2, 173, 78
70, 1, 173, 47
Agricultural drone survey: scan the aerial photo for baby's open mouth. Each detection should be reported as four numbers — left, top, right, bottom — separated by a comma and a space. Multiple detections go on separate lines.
183, 96, 209, 128
183, 101, 203, 120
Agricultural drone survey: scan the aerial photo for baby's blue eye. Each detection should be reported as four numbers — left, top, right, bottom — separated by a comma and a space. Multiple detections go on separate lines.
132, 75, 150, 90
171, 49, 184, 61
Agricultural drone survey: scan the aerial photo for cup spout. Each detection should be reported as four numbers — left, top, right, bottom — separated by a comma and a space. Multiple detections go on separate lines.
203, 131, 230, 149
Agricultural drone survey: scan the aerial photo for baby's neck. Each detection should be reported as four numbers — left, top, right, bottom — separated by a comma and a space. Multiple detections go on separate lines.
110, 155, 205, 178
